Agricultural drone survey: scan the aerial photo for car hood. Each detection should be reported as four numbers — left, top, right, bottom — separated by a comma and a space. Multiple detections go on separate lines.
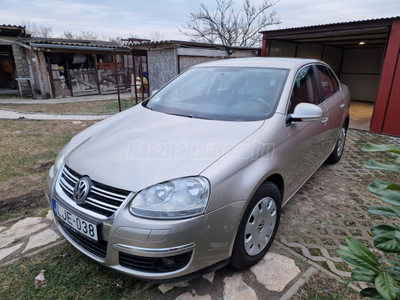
65, 105, 264, 192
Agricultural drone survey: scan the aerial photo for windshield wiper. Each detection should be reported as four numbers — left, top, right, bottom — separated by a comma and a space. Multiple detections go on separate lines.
166, 112, 210, 120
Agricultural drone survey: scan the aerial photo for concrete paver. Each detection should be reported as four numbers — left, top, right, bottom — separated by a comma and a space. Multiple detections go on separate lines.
223, 272, 258, 300
0, 243, 24, 261
23, 229, 60, 253
250, 252, 301, 292
0, 109, 110, 120
175, 293, 212, 300
0, 211, 61, 263
0, 218, 48, 248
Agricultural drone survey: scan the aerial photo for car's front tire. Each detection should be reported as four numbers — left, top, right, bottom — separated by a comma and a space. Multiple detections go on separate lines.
230, 181, 281, 269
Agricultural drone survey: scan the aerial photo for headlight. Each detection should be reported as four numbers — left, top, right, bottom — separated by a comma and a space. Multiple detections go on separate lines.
130, 176, 210, 219
51, 142, 70, 176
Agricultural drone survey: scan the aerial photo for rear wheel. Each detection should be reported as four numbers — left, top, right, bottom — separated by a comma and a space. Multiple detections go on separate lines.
230, 181, 281, 269
326, 125, 347, 164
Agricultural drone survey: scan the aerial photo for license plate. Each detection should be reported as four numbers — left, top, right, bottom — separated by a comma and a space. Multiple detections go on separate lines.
53, 199, 98, 241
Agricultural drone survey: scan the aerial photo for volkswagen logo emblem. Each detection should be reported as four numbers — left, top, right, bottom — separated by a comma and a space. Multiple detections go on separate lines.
73, 177, 91, 203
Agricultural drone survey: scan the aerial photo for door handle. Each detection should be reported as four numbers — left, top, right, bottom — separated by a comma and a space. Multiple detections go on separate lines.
340, 103, 345, 110
321, 117, 329, 126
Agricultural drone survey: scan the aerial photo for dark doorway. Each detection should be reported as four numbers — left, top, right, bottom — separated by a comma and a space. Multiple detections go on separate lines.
0, 45, 16, 92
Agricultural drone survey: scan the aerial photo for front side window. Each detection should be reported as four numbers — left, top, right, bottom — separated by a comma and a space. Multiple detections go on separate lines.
288, 65, 319, 113
146, 67, 289, 121
317, 65, 339, 100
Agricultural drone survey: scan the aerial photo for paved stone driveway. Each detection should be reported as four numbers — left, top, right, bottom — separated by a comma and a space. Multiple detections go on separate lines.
278, 130, 400, 277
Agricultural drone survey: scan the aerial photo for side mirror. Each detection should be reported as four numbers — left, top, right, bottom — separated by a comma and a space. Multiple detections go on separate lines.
287, 103, 323, 123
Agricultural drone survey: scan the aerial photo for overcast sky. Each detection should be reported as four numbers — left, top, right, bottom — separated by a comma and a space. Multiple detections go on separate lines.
1, 0, 399, 41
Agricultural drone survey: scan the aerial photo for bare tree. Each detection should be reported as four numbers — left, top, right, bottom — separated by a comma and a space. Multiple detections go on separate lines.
22, 21, 53, 38
128, 32, 138, 38
149, 31, 165, 41
63, 30, 74, 39
109, 36, 123, 45
179, 0, 280, 47
79, 30, 98, 41
63, 30, 98, 40
38, 25, 53, 38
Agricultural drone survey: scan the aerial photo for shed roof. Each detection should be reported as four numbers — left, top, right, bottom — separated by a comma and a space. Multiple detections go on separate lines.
0, 24, 26, 37
17, 37, 130, 54
261, 17, 399, 34
126, 39, 260, 51
19, 37, 125, 48
260, 17, 399, 48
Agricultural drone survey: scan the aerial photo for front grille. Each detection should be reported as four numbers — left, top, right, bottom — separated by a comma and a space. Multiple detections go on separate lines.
119, 251, 192, 273
59, 165, 131, 217
59, 220, 108, 259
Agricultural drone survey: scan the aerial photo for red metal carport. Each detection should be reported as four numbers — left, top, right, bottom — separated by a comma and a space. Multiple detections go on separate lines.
260, 17, 400, 137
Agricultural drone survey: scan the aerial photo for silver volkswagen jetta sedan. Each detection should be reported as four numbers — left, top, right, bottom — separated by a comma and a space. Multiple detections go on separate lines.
46, 57, 349, 282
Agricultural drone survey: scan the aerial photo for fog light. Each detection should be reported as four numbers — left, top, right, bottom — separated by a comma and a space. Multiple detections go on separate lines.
153, 257, 177, 271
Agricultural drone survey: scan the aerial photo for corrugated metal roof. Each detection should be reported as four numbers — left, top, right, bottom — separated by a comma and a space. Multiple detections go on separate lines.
0, 24, 25, 29
19, 37, 128, 49
261, 16, 400, 33
126, 39, 260, 50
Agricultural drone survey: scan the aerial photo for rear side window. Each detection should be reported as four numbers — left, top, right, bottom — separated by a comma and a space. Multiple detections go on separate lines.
317, 65, 339, 100
288, 65, 319, 113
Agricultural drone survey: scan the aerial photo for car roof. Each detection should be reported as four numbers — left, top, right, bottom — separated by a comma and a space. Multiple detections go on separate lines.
194, 57, 322, 70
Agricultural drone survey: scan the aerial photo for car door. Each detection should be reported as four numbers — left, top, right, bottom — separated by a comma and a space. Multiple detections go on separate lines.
315, 64, 345, 149
283, 64, 330, 201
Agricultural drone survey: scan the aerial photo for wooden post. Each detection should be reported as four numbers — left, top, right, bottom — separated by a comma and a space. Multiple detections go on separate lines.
113, 52, 122, 112
132, 55, 139, 104
66, 61, 74, 97
139, 55, 144, 102
46, 57, 55, 98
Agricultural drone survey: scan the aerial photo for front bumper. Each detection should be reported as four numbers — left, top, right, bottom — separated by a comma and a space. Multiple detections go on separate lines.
46, 168, 245, 281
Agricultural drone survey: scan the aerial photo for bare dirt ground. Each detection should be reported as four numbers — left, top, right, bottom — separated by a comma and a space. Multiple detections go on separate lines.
0, 119, 96, 221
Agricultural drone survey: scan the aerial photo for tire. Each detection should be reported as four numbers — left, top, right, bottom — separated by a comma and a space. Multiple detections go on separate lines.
230, 181, 281, 269
326, 125, 347, 164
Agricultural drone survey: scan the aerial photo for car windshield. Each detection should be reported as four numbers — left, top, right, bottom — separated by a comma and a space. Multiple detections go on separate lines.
145, 66, 289, 121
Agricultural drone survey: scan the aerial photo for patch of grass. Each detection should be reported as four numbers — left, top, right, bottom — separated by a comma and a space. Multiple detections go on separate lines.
303, 237, 317, 244
0, 119, 96, 221
309, 248, 323, 256
290, 247, 303, 255
315, 227, 328, 235
0, 94, 21, 99
333, 229, 347, 236
321, 238, 336, 246
334, 262, 353, 272
291, 271, 361, 300
350, 229, 363, 236
0, 243, 159, 300
0, 99, 136, 115
328, 219, 339, 226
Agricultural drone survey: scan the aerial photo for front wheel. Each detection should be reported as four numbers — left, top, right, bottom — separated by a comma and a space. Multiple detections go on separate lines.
230, 181, 281, 269
326, 125, 347, 164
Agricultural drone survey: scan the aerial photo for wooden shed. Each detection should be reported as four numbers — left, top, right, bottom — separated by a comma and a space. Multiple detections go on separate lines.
19, 38, 132, 99
127, 40, 260, 95
260, 17, 400, 137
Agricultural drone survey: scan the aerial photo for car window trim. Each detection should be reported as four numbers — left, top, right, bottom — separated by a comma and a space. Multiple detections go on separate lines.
286, 63, 323, 115
314, 64, 341, 102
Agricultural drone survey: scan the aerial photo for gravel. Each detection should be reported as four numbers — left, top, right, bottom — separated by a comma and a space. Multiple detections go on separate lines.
0, 109, 111, 121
